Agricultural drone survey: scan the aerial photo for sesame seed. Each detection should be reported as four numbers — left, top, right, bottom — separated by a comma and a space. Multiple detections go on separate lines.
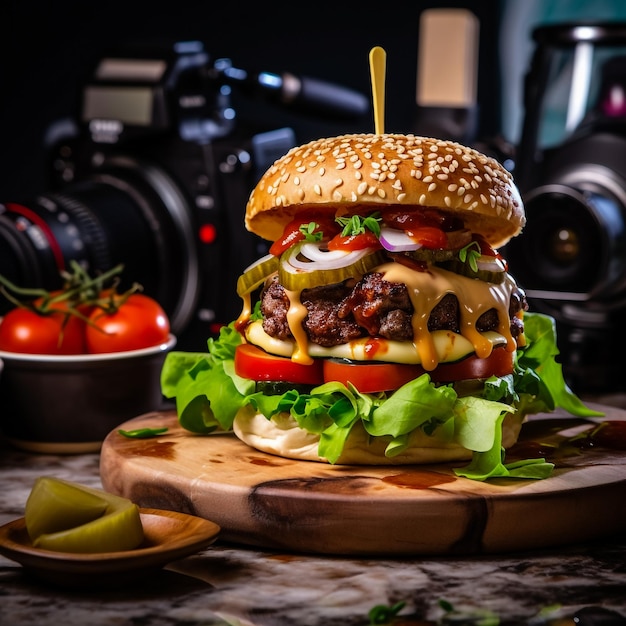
314, 184, 322, 195
358, 182, 368, 195
464, 194, 473, 203
428, 183, 437, 192
423, 175, 433, 183
377, 189, 386, 198
368, 186, 376, 195
397, 193, 406, 201
419, 194, 427, 204
444, 196, 452, 207
294, 176, 300, 186
333, 190, 343, 201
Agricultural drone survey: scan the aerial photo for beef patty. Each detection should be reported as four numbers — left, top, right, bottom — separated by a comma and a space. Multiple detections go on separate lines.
260, 272, 527, 348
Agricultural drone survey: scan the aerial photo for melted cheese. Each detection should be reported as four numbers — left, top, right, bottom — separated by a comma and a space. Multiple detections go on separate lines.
241, 262, 519, 369
377, 263, 517, 369
245, 320, 508, 365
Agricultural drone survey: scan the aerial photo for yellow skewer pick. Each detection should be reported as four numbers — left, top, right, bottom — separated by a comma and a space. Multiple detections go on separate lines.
369, 46, 386, 135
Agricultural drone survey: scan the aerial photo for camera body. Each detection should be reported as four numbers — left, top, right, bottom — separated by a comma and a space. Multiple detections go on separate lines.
0, 41, 368, 350
506, 23, 626, 393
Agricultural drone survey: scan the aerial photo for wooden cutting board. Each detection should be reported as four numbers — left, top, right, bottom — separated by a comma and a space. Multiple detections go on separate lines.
100, 405, 626, 556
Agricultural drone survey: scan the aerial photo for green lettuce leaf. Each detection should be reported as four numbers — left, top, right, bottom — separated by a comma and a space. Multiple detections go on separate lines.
160, 312, 599, 482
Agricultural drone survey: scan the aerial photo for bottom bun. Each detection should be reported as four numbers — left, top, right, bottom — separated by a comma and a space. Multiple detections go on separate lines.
232, 405, 523, 465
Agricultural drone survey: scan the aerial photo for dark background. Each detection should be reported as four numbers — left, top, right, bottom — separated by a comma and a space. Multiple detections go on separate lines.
0, 0, 504, 202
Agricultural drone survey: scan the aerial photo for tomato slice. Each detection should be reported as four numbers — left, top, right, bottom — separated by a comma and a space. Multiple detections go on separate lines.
406, 226, 447, 249
323, 359, 426, 392
327, 231, 382, 251
322, 347, 515, 392
234, 343, 324, 385
429, 347, 514, 383
269, 213, 340, 257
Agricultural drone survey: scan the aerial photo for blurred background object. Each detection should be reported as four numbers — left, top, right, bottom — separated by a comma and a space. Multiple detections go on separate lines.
3, 0, 626, 394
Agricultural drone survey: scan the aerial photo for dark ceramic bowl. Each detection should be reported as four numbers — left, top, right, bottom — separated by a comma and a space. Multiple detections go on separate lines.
0, 335, 176, 453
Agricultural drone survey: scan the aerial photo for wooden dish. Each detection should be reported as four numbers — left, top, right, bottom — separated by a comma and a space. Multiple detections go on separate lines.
0, 508, 220, 588
100, 407, 626, 556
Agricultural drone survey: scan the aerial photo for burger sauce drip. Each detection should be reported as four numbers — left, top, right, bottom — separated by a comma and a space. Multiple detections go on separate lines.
378, 262, 517, 370
285, 288, 312, 364
235, 292, 252, 334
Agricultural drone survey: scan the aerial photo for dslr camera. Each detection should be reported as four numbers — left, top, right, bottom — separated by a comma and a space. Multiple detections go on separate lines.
0, 41, 368, 350
506, 22, 626, 394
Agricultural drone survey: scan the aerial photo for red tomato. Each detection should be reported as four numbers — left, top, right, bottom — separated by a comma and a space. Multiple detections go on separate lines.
327, 231, 382, 251
85, 293, 170, 353
234, 343, 324, 385
0, 306, 87, 354
322, 347, 515, 392
323, 359, 425, 392
406, 226, 447, 249
269, 213, 340, 257
428, 347, 514, 383
474, 235, 508, 269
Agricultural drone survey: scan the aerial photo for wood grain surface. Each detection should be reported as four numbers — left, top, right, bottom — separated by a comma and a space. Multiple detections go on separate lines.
99, 405, 626, 556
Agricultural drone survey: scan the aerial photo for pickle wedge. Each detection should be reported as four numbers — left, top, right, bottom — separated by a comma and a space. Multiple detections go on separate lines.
25, 477, 108, 541
25, 477, 144, 554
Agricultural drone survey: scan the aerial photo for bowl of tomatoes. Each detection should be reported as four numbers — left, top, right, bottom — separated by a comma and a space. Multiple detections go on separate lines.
0, 265, 176, 453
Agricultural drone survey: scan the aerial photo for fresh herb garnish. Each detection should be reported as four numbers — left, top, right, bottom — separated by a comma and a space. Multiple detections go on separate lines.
298, 222, 323, 242
368, 601, 406, 625
458, 241, 481, 272
118, 427, 169, 439
336, 212, 382, 237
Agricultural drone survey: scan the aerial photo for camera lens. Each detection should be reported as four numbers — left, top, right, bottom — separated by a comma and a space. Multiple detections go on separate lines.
0, 157, 200, 334
506, 167, 626, 305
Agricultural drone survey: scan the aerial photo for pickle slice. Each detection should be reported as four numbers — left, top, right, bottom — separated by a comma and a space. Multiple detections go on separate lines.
25, 477, 144, 554
441, 258, 506, 284
237, 254, 280, 297
404, 248, 456, 263
279, 249, 387, 291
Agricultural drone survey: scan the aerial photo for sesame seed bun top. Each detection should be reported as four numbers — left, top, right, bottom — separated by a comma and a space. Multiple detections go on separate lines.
245, 133, 525, 248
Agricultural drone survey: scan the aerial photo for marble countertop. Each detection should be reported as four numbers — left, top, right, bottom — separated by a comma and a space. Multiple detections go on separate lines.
2, 417, 626, 626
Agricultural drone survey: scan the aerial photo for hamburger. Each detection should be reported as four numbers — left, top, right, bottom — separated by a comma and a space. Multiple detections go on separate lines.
161, 133, 601, 480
